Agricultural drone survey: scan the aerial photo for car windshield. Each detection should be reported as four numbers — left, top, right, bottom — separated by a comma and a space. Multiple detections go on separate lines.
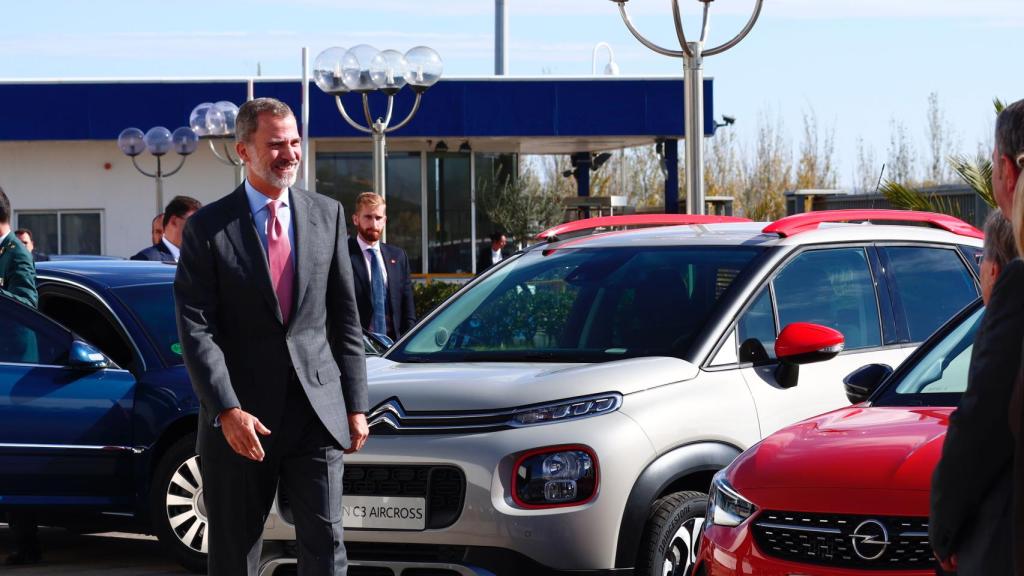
873, 304, 983, 407
390, 245, 765, 363
114, 283, 184, 367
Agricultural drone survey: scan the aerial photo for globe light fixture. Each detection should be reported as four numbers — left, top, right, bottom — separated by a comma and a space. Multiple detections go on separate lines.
189, 100, 244, 183
314, 44, 443, 204
118, 125, 198, 214
609, 0, 762, 214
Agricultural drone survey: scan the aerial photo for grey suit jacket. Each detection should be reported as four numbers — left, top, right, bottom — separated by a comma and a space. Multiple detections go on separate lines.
174, 185, 368, 451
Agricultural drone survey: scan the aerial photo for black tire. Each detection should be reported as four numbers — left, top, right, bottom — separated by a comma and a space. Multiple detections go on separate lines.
150, 434, 208, 573
636, 490, 709, 576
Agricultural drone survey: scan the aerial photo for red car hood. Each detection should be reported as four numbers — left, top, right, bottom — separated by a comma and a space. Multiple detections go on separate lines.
731, 406, 952, 494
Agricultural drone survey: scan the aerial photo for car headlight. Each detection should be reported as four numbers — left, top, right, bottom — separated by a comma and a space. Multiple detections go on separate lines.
510, 393, 621, 426
706, 471, 757, 527
512, 445, 598, 508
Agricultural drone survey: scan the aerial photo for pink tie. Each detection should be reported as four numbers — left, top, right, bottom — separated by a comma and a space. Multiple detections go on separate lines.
267, 200, 294, 325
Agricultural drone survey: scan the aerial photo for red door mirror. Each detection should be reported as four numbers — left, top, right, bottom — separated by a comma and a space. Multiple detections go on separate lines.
775, 322, 845, 365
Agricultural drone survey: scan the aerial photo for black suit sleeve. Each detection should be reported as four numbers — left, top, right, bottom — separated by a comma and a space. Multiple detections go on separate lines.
1, 243, 37, 309
327, 203, 369, 414
174, 216, 240, 423
930, 260, 1024, 559
398, 248, 416, 336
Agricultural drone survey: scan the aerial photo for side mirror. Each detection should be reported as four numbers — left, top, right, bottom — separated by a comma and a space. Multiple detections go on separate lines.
844, 363, 893, 404
773, 323, 845, 389
363, 331, 394, 355
68, 340, 110, 371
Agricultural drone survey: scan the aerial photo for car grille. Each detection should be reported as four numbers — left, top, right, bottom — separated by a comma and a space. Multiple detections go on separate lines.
344, 465, 465, 529
752, 511, 932, 570
278, 465, 465, 530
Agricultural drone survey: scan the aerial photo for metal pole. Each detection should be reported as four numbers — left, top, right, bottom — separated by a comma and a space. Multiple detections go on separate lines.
495, 0, 508, 75
301, 46, 310, 191
155, 156, 164, 214
683, 42, 704, 215
372, 127, 386, 199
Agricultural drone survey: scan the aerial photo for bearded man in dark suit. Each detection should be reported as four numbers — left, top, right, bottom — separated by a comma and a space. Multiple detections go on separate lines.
174, 98, 368, 576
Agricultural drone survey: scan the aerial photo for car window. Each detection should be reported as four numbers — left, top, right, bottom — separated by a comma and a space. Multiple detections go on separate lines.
874, 305, 982, 406
878, 246, 978, 343
391, 246, 765, 362
0, 295, 72, 365
113, 284, 183, 366
737, 287, 777, 362
772, 248, 881, 350
39, 290, 135, 370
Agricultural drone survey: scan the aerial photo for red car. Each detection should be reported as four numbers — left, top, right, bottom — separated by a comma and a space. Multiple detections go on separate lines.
695, 300, 981, 576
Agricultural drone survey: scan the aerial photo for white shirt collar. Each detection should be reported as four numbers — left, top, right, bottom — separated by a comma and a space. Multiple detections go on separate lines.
356, 234, 380, 253
161, 236, 181, 261
0, 231, 9, 246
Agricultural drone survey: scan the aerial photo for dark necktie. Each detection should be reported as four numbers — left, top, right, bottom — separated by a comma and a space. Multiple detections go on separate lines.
368, 247, 387, 336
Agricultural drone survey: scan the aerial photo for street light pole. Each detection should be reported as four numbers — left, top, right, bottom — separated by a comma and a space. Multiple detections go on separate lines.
314, 44, 442, 201
611, 0, 762, 215
118, 126, 198, 213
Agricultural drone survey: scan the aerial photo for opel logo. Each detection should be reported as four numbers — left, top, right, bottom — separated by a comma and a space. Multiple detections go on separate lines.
850, 519, 890, 560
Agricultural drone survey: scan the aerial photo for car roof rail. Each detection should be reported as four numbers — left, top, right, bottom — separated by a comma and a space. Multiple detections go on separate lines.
536, 214, 752, 242
763, 209, 984, 239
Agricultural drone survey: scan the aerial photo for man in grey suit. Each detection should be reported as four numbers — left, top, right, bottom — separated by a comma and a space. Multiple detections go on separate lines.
174, 97, 369, 576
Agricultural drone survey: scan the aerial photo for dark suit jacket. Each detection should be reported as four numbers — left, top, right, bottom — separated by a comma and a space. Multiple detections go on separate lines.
130, 241, 176, 262
174, 185, 368, 451
477, 245, 510, 274
348, 237, 415, 340
0, 233, 37, 308
930, 259, 1024, 572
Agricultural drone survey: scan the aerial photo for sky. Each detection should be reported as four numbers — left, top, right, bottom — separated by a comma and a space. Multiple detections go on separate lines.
1, 0, 1020, 189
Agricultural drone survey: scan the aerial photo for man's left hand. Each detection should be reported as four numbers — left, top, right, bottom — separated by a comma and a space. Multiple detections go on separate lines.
346, 413, 369, 454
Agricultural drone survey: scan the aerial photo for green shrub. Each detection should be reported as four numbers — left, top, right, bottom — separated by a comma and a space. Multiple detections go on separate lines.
413, 281, 463, 319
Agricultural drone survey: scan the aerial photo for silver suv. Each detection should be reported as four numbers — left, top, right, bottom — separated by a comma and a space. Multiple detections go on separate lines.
260, 211, 983, 576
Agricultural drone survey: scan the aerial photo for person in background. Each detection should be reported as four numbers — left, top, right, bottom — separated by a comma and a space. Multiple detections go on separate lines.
0, 186, 42, 566
132, 196, 201, 262
14, 229, 49, 263
478, 231, 509, 273
932, 98, 1024, 575
151, 213, 164, 246
348, 192, 416, 341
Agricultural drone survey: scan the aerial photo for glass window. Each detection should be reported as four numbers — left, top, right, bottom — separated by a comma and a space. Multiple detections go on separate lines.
474, 153, 518, 272
61, 213, 101, 254
880, 246, 979, 343
737, 288, 777, 362
315, 152, 423, 273
875, 305, 982, 407
114, 284, 182, 366
772, 248, 881, 350
0, 296, 71, 365
16, 213, 57, 255
391, 246, 765, 363
427, 153, 472, 274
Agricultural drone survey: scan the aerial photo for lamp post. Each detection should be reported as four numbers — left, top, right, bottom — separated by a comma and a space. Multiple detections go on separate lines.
190, 100, 245, 185
312, 44, 443, 201
610, 0, 762, 215
118, 126, 198, 214
592, 42, 620, 75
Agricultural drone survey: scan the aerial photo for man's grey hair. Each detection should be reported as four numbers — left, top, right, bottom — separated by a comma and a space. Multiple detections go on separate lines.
996, 99, 1024, 162
235, 97, 295, 143
983, 210, 1017, 268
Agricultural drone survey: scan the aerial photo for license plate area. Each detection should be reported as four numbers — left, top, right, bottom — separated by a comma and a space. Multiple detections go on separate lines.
342, 495, 426, 530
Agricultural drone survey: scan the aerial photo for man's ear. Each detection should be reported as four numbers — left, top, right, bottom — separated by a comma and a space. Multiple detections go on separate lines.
235, 141, 250, 164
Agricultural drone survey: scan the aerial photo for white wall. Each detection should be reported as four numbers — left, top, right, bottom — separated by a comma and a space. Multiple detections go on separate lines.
0, 140, 243, 258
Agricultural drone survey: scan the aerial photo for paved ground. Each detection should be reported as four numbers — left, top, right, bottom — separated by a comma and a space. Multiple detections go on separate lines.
0, 523, 190, 575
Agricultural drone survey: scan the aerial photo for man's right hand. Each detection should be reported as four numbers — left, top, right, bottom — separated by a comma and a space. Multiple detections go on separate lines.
219, 407, 272, 461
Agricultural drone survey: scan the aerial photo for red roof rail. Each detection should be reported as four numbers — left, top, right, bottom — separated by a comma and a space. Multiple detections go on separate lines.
536, 214, 751, 241
763, 209, 983, 239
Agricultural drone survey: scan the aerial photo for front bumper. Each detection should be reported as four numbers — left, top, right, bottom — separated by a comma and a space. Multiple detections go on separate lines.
261, 411, 653, 572
697, 522, 936, 576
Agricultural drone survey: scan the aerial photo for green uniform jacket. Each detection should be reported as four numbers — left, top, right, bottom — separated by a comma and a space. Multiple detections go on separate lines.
0, 232, 38, 308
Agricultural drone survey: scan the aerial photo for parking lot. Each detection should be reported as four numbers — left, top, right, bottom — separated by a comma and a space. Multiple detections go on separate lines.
0, 524, 187, 575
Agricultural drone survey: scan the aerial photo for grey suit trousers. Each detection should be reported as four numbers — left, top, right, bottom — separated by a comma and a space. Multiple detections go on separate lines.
201, 376, 347, 576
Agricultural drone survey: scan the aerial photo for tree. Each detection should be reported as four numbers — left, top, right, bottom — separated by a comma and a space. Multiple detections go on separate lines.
794, 109, 837, 190
854, 136, 881, 193
482, 162, 567, 249
924, 92, 957, 185
705, 127, 746, 203
887, 117, 917, 185
739, 111, 791, 220
622, 144, 665, 209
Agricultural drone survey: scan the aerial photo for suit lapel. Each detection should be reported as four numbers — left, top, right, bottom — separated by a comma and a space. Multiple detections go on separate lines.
223, 185, 282, 324
349, 237, 370, 291
383, 244, 400, 303
291, 189, 315, 321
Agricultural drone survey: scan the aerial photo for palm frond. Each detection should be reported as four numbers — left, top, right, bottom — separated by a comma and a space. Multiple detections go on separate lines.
948, 154, 995, 208
880, 180, 961, 217
995, 98, 1006, 114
